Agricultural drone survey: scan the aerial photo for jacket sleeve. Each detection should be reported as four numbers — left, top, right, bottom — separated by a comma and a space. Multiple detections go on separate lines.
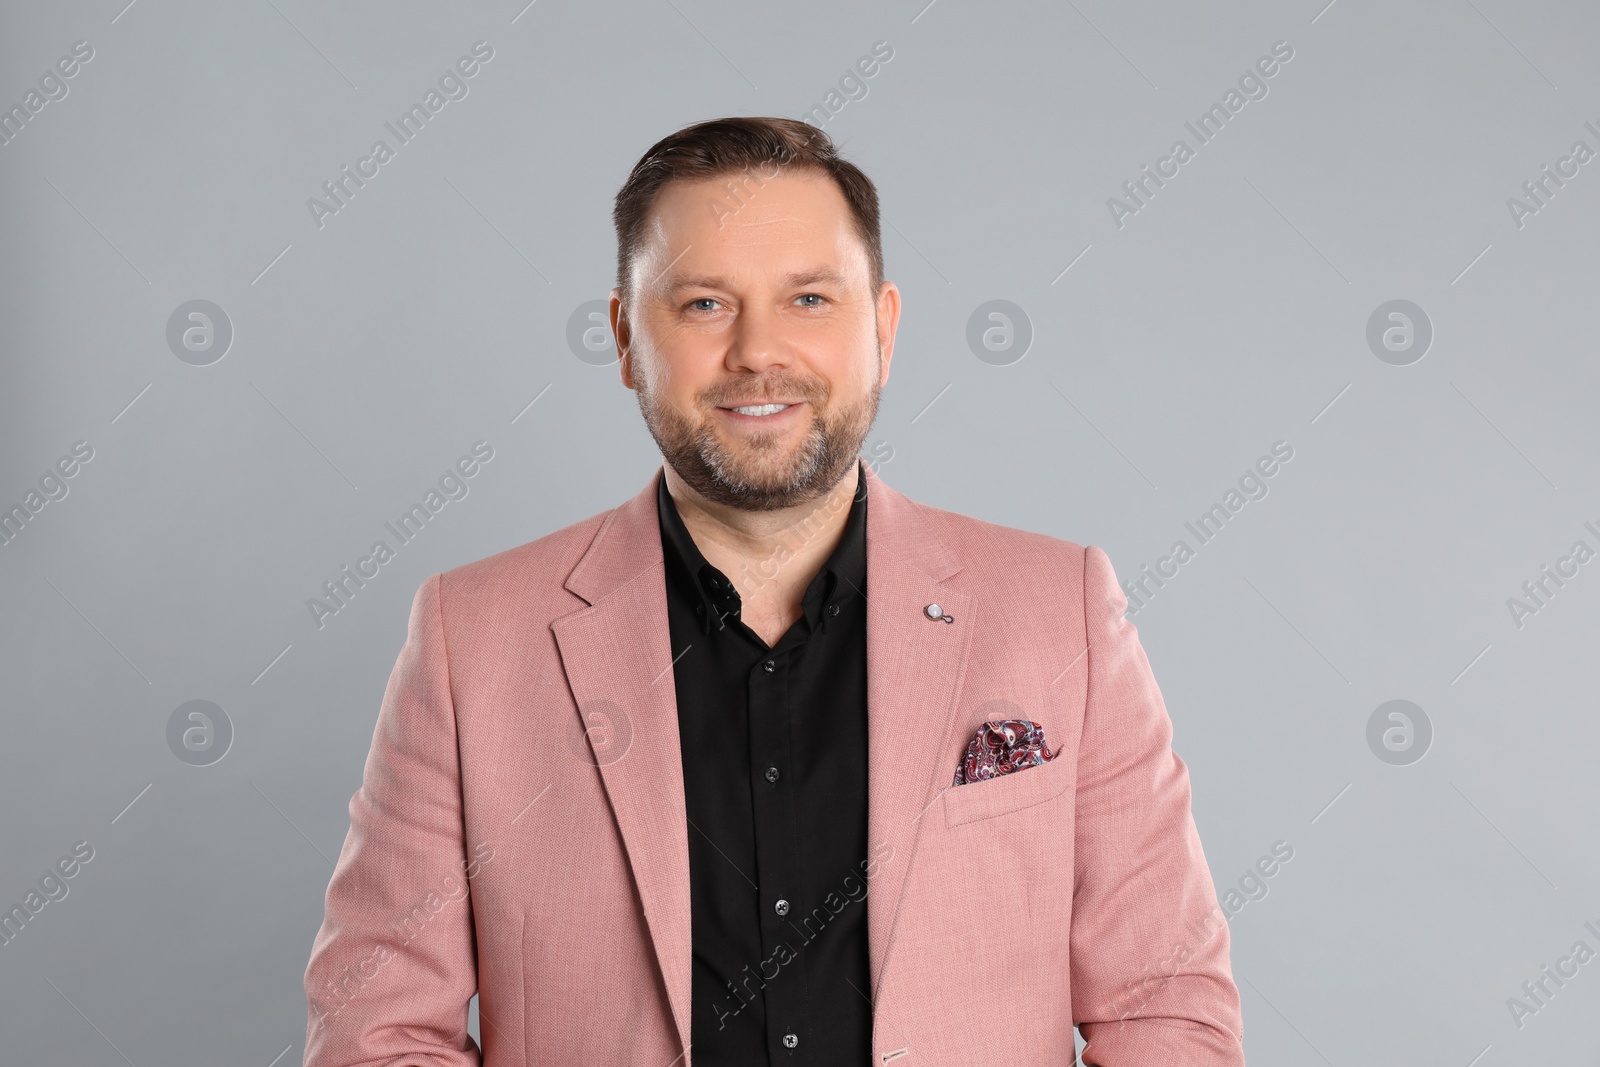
1069, 545, 1246, 1065
303, 573, 483, 1067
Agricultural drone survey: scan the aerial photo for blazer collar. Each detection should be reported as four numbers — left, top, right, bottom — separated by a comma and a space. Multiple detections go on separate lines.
565, 456, 960, 606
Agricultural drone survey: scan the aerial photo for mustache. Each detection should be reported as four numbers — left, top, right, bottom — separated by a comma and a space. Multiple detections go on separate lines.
704, 379, 824, 407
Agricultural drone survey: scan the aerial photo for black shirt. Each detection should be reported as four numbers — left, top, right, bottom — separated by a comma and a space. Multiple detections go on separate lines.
656, 460, 872, 1065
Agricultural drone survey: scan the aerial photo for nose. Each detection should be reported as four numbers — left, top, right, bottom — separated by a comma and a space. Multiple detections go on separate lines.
725, 300, 789, 374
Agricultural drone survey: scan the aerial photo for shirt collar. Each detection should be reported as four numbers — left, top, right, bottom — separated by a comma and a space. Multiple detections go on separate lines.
657, 460, 867, 637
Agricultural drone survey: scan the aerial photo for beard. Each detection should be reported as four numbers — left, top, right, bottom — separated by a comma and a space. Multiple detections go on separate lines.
634, 347, 881, 512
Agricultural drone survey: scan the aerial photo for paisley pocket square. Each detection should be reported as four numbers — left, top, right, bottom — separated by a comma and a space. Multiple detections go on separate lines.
953, 718, 1058, 786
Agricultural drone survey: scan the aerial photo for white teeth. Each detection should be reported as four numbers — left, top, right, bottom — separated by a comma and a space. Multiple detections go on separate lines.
732, 404, 789, 416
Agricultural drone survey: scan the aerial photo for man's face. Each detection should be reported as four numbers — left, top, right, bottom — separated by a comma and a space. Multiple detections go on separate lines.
612, 168, 899, 512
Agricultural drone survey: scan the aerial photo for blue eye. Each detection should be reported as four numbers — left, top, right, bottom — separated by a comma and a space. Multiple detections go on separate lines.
689, 298, 719, 312
796, 294, 824, 307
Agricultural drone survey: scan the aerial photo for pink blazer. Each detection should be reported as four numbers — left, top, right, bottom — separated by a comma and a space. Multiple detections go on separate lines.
303, 460, 1245, 1066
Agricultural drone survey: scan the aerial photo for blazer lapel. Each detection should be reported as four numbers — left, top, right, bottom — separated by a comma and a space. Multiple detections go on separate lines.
549, 460, 975, 1054
551, 469, 694, 1058
854, 461, 975, 1004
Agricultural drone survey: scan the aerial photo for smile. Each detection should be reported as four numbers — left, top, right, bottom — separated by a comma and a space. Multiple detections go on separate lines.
716, 401, 805, 424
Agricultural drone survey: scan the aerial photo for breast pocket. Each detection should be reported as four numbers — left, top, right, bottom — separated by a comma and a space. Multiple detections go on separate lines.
942, 753, 1074, 828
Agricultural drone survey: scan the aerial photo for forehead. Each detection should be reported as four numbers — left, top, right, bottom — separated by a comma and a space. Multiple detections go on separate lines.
636, 169, 868, 290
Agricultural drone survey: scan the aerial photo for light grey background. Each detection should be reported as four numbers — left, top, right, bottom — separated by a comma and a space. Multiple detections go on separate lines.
3, 0, 1598, 1063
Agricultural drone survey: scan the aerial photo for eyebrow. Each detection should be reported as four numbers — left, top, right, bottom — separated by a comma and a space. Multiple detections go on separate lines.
662, 267, 852, 294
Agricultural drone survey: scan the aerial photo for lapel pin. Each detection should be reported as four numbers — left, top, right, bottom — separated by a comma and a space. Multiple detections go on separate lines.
924, 603, 954, 624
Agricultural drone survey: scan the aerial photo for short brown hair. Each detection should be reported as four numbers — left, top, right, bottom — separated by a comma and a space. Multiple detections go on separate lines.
611, 116, 884, 307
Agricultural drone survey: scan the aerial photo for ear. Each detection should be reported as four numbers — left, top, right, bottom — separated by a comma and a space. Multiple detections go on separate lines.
610, 287, 634, 389
874, 279, 901, 388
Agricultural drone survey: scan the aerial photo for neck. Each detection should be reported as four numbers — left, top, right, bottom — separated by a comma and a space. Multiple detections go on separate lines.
662, 462, 859, 605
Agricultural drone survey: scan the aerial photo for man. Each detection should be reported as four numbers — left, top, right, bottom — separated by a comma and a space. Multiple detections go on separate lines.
302, 116, 1246, 1066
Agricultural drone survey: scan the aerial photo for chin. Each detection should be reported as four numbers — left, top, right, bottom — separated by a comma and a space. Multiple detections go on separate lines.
716, 455, 815, 493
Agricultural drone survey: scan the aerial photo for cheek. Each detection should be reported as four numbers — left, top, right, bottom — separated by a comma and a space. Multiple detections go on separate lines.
641, 348, 717, 411
829, 334, 881, 394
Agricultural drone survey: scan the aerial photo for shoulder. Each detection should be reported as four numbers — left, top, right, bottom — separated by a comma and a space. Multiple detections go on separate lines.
904, 493, 1089, 576
895, 491, 1126, 620
431, 503, 614, 618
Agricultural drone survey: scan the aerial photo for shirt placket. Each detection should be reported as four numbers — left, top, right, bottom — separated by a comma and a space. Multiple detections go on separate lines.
748, 640, 810, 1059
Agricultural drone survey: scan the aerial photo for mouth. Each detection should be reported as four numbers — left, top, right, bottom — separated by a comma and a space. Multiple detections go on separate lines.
716, 401, 806, 425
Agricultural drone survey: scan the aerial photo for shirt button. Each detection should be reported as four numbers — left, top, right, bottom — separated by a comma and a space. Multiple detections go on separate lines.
764, 765, 780, 783
774, 898, 790, 916
827, 603, 840, 617
763, 659, 776, 672
782, 1032, 799, 1048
